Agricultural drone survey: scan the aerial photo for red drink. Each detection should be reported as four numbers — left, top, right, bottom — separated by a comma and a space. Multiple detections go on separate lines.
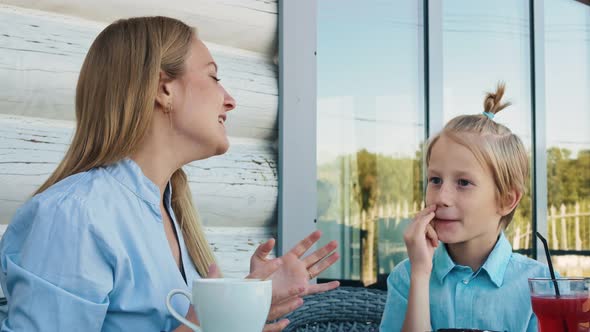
531, 295, 590, 332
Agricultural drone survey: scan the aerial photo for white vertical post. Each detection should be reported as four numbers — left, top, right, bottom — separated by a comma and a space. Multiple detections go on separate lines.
395, 202, 401, 227
426, 0, 444, 137
525, 223, 531, 249
402, 200, 409, 219
560, 204, 568, 250
551, 205, 558, 250
531, 0, 548, 263
278, 0, 317, 256
575, 202, 581, 251
513, 226, 522, 250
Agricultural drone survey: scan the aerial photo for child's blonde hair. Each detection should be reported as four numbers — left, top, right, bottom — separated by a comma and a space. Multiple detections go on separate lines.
426, 82, 528, 227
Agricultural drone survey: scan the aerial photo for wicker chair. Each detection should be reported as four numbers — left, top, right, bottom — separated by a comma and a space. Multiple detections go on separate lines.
283, 286, 387, 332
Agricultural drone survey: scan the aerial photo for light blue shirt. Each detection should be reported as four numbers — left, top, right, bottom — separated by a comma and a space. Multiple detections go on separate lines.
0, 159, 200, 331
380, 233, 552, 332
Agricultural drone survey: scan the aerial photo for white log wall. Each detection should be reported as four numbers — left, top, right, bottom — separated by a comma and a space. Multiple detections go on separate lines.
0, 0, 278, 55
0, 2, 279, 277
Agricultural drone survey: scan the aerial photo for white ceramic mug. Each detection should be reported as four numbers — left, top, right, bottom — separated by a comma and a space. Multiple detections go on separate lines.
166, 278, 272, 332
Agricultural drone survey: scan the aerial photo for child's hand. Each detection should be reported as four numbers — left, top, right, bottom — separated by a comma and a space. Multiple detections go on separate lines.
403, 205, 439, 277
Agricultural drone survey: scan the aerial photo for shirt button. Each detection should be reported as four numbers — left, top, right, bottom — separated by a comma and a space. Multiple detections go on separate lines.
462, 279, 469, 285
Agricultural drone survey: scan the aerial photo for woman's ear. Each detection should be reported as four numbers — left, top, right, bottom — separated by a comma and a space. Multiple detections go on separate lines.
155, 71, 174, 111
499, 189, 523, 217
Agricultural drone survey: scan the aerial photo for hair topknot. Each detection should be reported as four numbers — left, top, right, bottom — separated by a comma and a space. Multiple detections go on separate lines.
484, 82, 512, 115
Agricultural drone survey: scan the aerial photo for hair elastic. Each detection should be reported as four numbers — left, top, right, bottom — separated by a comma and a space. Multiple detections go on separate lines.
482, 111, 495, 120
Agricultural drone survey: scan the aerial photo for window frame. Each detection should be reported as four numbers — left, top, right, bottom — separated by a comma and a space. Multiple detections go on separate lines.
278, 0, 318, 256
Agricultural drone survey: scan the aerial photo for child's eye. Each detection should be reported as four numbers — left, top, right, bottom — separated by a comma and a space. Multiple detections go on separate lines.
211, 76, 220, 82
429, 177, 442, 185
458, 179, 471, 187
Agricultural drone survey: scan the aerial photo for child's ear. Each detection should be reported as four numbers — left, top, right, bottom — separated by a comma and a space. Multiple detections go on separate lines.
498, 189, 522, 216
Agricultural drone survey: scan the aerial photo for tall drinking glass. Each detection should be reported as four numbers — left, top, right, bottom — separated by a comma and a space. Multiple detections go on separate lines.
529, 278, 590, 332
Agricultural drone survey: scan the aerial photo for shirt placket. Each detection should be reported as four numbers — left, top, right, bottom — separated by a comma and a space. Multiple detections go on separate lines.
454, 268, 475, 328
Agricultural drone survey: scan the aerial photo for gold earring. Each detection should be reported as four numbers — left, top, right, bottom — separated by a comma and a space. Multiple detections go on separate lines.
166, 103, 173, 113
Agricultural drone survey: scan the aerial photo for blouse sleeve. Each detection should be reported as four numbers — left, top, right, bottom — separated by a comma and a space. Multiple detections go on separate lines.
0, 193, 115, 332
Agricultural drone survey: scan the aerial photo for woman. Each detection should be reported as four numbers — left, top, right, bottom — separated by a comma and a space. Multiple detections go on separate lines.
0, 16, 339, 332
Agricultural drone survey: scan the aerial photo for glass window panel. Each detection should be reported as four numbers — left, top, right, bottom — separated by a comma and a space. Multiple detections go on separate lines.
442, 0, 534, 255
545, 0, 590, 276
316, 0, 425, 284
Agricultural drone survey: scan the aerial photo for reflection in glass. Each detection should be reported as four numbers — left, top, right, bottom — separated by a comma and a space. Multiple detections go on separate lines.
545, 0, 590, 276
442, 0, 534, 254
317, 0, 425, 284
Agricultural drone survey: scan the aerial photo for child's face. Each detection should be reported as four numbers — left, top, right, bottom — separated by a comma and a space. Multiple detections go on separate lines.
425, 135, 503, 245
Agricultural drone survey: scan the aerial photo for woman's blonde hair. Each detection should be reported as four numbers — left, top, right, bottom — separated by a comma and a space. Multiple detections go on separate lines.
35, 16, 217, 277
425, 83, 529, 227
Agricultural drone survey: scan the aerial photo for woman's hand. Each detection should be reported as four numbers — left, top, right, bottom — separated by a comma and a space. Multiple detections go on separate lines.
403, 205, 439, 277
248, 231, 341, 331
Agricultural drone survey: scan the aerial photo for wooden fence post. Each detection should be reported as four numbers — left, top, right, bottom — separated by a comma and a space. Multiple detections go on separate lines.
551, 205, 558, 250
403, 200, 409, 219
513, 226, 521, 250
395, 202, 401, 227
560, 204, 568, 250
574, 202, 581, 251
525, 223, 531, 249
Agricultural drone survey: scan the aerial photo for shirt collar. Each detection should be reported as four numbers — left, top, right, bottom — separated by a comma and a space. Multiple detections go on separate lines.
433, 241, 457, 283
480, 232, 512, 287
105, 158, 161, 206
433, 232, 512, 288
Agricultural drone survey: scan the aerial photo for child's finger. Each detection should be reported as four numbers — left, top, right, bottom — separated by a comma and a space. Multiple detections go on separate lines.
406, 211, 435, 242
414, 205, 436, 221
415, 211, 436, 230
426, 223, 439, 247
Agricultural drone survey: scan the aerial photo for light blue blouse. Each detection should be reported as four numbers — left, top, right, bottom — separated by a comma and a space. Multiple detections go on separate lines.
380, 233, 552, 332
0, 159, 200, 331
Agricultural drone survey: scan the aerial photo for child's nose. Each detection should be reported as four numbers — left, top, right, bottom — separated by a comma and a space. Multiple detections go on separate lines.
434, 184, 453, 207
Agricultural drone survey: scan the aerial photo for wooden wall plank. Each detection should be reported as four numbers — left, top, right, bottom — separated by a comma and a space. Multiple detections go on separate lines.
0, 0, 277, 55
205, 226, 276, 277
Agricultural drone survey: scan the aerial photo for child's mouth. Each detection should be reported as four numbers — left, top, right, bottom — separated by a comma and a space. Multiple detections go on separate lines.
434, 218, 460, 223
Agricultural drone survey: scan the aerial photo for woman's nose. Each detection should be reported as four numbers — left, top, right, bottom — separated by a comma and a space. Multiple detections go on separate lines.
223, 88, 236, 112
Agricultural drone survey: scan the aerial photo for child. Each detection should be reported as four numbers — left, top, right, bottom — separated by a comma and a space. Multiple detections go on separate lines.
380, 83, 551, 332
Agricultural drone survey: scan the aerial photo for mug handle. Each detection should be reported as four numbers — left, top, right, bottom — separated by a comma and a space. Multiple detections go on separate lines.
166, 289, 201, 332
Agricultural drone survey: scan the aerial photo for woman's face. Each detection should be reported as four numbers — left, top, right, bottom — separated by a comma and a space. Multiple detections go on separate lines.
169, 38, 236, 159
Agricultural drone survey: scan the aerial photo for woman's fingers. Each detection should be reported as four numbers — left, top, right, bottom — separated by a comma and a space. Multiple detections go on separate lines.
303, 280, 340, 297
263, 319, 290, 332
271, 284, 306, 304
206, 263, 221, 278
247, 257, 283, 280
288, 230, 322, 258
302, 240, 338, 268
252, 238, 276, 262
266, 297, 304, 321
307, 252, 340, 278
